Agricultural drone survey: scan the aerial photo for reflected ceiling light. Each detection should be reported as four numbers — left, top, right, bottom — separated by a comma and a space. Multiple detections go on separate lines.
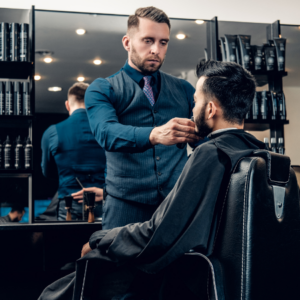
48, 87, 62, 92
77, 76, 85, 82
76, 29, 86, 35
93, 59, 102, 65
195, 20, 204, 25
279, 34, 282, 38
34, 75, 41, 80
44, 57, 52, 63
176, 34, 186, 40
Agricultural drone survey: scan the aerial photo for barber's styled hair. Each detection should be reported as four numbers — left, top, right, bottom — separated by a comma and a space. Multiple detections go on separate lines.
68, 82, 89, 103
11, 205, 25, 214
196, 60, 256, 124
127, 6, 171, 32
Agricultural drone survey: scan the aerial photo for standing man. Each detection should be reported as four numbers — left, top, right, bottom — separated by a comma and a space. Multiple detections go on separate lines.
85, 6, 200, 229
41, 83, 106, 221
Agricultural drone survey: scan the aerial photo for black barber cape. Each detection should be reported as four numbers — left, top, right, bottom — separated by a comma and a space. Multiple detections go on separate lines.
39, 130, 266, 300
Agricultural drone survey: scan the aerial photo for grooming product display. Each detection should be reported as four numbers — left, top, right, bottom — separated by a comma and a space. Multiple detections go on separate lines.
264, 46, 276, 71
272, 38, 286, 72
5, 81, 13, 115
14, 81, 22, 115
4, 135, 11, 169
260, 91, 268, 120
270, 138, 277, 153
83, 191, 96, 223
14, 135, 23, 169
0, 139, 3, 168
252, 92, 259, 120
278, 137, 285, 155
20, 23, 29, 62
0, 81, 4, 115
9, 23, 20, 61
270, 92, 278, 120
252, 45, 263, 70
220, 37, 227, 61
277, 91, 286, 120
264, 138, 270, 151
204, 48, 208, 61
64, 195, 73, 221
237, 35, 251, 69
23, 81, 31, 115
24, 137, 32, 169
0, 22, 10, 61
224, 35, 238, 63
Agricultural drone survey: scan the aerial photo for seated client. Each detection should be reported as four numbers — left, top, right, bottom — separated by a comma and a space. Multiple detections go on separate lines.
39, 60, 267, 300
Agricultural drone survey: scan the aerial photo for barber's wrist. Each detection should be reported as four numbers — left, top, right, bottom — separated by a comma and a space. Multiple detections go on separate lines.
149, 127, 159, 146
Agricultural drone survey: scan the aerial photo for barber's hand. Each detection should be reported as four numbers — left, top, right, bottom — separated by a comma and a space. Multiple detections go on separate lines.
81, 242, 92, 257
72, 187, 103, 203
149, 118, 201, 146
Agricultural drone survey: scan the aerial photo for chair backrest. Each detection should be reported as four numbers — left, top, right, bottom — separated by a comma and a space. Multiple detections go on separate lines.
213, 150, 300, 300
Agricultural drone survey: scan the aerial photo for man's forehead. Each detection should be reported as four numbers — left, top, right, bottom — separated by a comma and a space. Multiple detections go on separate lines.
130, 18, 170, 37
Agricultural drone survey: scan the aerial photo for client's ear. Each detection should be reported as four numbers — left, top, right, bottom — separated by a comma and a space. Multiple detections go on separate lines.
207, 101, 217, 120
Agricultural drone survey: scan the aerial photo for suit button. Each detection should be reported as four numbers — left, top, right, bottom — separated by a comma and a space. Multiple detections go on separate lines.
158, 172, 161, 176
156, 156, 160, 161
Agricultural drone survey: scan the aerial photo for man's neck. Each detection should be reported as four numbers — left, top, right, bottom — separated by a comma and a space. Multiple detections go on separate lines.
69, 106, 85, 115
212, 121, 244, 132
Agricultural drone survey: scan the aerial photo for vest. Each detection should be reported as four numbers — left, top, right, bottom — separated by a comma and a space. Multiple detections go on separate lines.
105, 71, 190, 205
55, 109, 106, 198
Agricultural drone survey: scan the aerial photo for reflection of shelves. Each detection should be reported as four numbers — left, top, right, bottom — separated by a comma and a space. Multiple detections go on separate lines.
0, 61, 33, 80
252, 71, 288, 87
245, 119, 289, 131
0, 115, 33, 128
0, 170, 33, 178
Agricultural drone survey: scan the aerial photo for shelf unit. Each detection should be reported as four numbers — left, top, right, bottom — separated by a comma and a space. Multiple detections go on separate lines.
0, 6, 35, 223
206, 17, 288, 144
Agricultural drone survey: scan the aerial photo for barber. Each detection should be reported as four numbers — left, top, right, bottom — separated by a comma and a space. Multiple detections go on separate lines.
41, 83, 106, 220
84, 6, 200, 229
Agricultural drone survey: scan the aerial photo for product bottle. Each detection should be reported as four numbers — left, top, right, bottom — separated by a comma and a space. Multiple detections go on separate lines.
0, 22, 10, 61
278, 138, 285, 155
5, 81, 14, 115
260, 91, 268, 120
20, 23, 29, 62
14, 81, 22, 115
270, 92, 278, 120
252, 92, 259, 120
9, 23, 20, 61
4, 136, 12, 169
264, 137, 270, 151
0, 139, 3, 168
0, 81, 5, 115
277, 91, 286, 120
270, 138, 277, 153
23, 82, 31, 115
24, 137, 32, 169
15, 136, 24, 169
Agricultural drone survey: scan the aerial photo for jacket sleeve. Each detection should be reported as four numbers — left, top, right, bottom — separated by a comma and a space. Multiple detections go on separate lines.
85, 78, 153, 153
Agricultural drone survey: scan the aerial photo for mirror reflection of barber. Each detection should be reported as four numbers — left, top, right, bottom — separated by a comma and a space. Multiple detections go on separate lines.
82, 8, 203, 229
41, 83, 106, 220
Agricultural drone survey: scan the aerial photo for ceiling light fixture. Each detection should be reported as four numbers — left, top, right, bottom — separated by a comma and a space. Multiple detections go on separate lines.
176, 34, 186, 40
195, 20, 204, 25
76, 29, 86, 35
48, 87, 62, 92
34, 75, 41, 80
44, 57, 52, 63
77, 76, 85, 82
93, 59, 102, 65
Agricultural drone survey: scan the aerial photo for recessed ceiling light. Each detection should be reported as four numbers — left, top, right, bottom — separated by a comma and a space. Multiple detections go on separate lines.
77, 76, 85, 82
176, 34, 186, 40
195, 20, 204, 25
34, 75, 41, 80
44, 57, 52, 63
48, 87, 62, 92
76, 29, 86, 35
93, 59, 102, 65
279, 34, 282, 38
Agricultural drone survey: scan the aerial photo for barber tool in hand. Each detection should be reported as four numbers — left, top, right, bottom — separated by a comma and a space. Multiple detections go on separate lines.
64, 195, 73, 221
177, 116, 196, 149
84, 191, 96, 223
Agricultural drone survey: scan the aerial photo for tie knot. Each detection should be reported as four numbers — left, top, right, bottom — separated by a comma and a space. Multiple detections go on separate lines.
143, 76, 152, 85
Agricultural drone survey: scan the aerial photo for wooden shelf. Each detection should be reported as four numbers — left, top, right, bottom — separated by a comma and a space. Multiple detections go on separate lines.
0, 61, 33, 80
0, 169, 33, 178
245, 119, 289, 131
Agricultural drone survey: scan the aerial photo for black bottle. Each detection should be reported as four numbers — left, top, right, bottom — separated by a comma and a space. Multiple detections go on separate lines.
20, 24, 29, 62
4, 136, 12, 169
0, 22, 10, 61
264, 137, 270, 151
260, 91, 268, 120
0, 139, 3, 168
0, 81, 5, 115
5, 81, 14, 115
24, 137, 32, 169
9, 23, 20, 61
23, 82, 31, 115
271, 138, 277, 153
277, 91, 286, 120
278, 138, 285, 155
14, 81, 22, 115
252, 92, 259, 120
270, 92, 278, 120
15, 136, 24, 169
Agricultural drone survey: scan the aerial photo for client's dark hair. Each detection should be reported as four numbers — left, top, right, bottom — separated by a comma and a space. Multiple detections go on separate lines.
196, 60, 256, 125
11, 205, 25, 214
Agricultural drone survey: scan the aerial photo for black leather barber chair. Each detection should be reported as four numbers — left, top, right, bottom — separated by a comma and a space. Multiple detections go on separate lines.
187, 150, 300, 300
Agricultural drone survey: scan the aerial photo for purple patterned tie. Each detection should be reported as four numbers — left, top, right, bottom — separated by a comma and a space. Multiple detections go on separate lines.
143, 76, 155, 106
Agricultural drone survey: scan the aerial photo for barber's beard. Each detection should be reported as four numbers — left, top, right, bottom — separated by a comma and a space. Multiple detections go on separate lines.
130, 45, 164, 75
195, 104, 213, 138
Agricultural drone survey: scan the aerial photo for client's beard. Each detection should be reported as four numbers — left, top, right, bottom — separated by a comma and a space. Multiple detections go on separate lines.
130, 45, 164, 75
195, 104, 213, 138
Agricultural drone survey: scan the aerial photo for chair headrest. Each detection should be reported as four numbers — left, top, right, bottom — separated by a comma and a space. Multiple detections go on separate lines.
252, 150, 290, 185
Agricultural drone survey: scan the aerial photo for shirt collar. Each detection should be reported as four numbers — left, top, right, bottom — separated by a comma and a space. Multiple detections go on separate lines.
207, 128, 238, 138
71, 108, 86, 116
123, 60, 159, 86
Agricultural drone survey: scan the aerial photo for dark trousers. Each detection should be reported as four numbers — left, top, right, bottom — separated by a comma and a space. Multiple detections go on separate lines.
102, 195, 160, 230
